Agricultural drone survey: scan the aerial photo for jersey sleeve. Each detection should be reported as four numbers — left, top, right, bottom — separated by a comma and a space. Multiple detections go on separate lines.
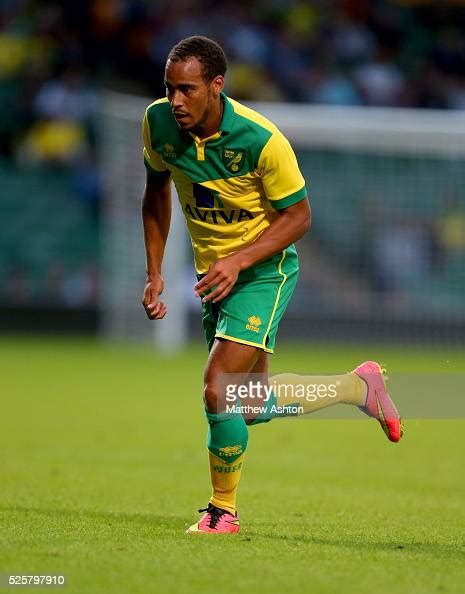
258, 130, 307, 209
142, 110, 169, 176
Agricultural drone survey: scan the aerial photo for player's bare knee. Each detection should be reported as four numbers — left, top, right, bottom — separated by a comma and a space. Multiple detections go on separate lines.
203, 380, 224, 413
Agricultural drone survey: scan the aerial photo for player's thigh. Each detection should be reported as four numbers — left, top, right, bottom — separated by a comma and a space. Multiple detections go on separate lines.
248, 349, 268, 376
203, 338, 262, 412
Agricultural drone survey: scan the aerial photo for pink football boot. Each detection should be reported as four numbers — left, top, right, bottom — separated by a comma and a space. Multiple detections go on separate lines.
353, 361, 403, 442
186, 503, 240, 534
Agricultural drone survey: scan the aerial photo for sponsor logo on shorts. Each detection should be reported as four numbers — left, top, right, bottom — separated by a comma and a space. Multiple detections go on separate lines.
246, 315, 262, 333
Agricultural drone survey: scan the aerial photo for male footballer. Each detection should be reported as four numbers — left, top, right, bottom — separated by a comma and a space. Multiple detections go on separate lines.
141, 36, 402, 534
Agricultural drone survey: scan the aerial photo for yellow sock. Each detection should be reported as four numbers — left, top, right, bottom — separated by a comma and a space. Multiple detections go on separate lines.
208, 452, 245, 515
270, 372, 366, 415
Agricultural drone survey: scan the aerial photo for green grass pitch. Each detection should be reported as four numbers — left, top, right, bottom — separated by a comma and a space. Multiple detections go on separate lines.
1, 337, 464, 594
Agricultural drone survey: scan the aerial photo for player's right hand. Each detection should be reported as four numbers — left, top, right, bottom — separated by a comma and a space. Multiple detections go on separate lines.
142, 275, 167, 320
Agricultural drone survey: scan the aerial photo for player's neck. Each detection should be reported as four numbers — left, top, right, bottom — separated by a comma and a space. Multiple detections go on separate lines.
192, 97, 224, 139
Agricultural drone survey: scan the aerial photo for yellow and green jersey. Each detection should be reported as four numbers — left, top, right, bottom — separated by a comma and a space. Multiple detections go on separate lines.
142, 92, 307, 274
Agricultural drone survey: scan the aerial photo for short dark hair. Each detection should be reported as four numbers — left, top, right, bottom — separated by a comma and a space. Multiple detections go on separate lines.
167, 36, 227, 82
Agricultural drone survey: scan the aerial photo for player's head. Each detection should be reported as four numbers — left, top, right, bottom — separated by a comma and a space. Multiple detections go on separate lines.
165, 36, 227, 132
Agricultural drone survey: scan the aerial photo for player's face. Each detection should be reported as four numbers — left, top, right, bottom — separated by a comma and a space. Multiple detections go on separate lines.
164, 57, 223, 133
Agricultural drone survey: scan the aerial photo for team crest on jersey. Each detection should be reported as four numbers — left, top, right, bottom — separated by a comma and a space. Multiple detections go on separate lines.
222, 148, 245, 173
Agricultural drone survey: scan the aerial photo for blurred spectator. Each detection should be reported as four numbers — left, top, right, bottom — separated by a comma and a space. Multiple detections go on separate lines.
436, 193, 465, 256
17, 66, 97, 165
311, 66, 361, 105
71, 150, 102, 220
228, 63, 284, 101
372, 218, 432, 295
33, 67, 97, 123
18, 119, 86, 165
61, 263, 98, 307
40, 261, 98, 307
354, 48, 405, 106
331, 13, 375, 65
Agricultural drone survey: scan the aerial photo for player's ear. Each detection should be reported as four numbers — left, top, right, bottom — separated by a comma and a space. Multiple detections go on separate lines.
211, 75, 224, 97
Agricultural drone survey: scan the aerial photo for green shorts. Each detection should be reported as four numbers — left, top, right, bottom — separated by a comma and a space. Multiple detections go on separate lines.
201, 245, 299, 354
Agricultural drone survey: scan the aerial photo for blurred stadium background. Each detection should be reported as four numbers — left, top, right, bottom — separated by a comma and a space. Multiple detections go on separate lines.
1, 0, 464, 345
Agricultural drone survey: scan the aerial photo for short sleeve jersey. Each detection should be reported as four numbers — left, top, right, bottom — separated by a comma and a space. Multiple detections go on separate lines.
142, 93, 307, 274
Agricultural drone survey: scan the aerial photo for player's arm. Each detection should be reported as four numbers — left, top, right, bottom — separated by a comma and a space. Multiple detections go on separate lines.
141, 109, 172, 319
142, 170, 172, 319
195, 198, 310, 303
234, 198, 311, 269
